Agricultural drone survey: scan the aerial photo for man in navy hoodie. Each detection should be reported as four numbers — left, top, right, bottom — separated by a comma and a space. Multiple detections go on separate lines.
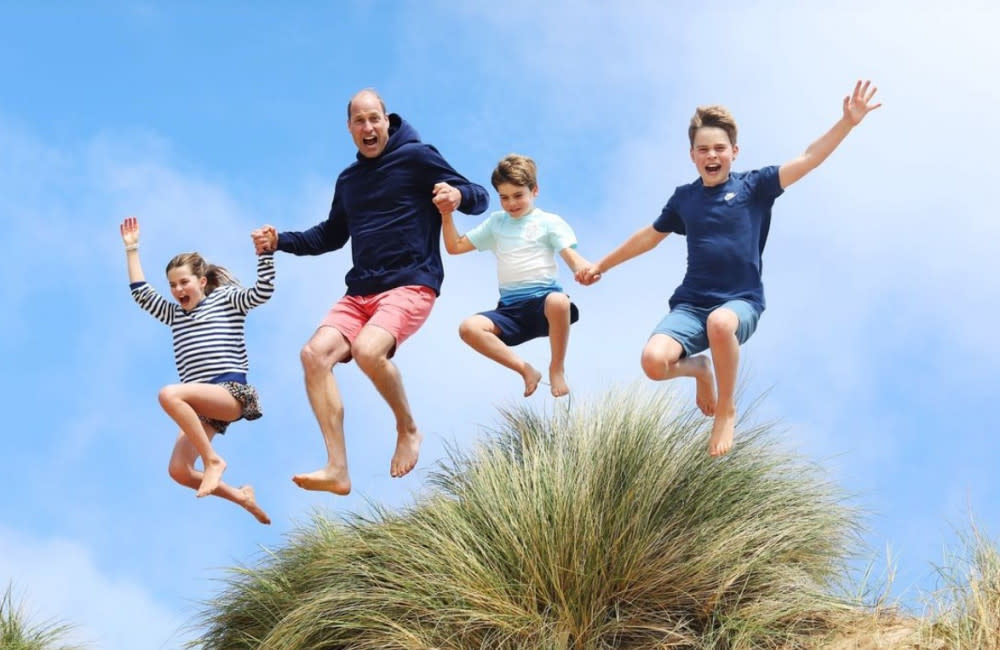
252, 88, 488, 494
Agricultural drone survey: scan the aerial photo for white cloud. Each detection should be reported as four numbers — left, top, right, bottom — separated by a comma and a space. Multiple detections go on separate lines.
0, 527, 185, 650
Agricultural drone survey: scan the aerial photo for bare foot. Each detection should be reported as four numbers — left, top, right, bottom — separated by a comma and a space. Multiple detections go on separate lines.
522, 363, 543, 397
197, 457, 227, 497
549, 367, 569, 398
692, 356, 717, 416
237, 485, 271, 525
708, 409, 736, 457
390, 427, 423, 478
292, 465, 351, 495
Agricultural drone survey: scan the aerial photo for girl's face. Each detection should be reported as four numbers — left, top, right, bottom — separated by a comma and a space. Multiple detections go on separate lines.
166, 264, 207, 311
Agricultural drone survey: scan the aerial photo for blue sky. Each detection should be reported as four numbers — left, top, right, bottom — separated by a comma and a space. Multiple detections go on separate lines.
2, 2, 999, 647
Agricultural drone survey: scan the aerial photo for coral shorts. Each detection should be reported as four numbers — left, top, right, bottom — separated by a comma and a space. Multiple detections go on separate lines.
321, 285, 437, 355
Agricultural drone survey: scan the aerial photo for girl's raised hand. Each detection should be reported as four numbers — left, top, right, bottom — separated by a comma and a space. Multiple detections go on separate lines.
120, 216, 140, 248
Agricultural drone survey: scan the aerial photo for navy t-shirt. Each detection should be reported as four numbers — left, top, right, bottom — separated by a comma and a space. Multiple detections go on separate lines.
653, 166, 784, 312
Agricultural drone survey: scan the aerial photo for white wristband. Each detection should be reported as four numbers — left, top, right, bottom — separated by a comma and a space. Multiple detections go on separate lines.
125, 244, 139, 251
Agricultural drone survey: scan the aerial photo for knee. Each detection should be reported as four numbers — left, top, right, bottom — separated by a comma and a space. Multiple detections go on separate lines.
352, 341, 385, 374
640, 350, 663, 380
544, 292, 570, 314
458, 318, 478, 343
168, 458, 193, 485
640, 344, 680, 380
157, 385, 180, 409
706, 311, 737, 341
300, 341, 330, 374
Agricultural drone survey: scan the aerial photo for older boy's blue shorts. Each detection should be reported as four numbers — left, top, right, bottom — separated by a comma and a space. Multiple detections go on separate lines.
480, 292, 579, 347
652, 300, 760, 358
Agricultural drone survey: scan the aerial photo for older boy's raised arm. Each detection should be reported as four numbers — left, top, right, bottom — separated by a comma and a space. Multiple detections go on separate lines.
778, 80, 881, 190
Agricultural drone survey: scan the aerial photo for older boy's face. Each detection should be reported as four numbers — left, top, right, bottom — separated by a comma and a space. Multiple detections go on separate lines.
690, 127, 738, 187
496, 182, 538, 218
348, 92, 390, 158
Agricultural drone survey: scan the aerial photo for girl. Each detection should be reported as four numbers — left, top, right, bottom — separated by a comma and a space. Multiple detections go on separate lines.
120, 216, 275, 524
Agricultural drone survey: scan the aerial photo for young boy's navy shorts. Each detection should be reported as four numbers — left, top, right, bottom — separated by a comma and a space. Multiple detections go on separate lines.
479, 292, 580, 347
652, 299, 760, 357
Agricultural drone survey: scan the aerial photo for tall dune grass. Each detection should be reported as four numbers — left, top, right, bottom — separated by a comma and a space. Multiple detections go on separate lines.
917, 523, 1000, 649
195, 389, 867, 649
0, 584, 81, 650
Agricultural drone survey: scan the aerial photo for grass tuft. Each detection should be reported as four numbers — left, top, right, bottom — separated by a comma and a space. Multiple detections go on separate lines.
0, 583, 81, 650
194, 388, 868, 649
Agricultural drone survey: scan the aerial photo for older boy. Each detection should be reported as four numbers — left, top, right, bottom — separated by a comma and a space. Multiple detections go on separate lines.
577, 80, 881, 456
441, 154, 590, 398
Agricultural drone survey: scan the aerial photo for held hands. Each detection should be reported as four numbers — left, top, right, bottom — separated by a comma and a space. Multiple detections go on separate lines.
120, 216, 140, 250
843, 80, 882, 126
575, 264, 603, 286
432, 182, 462, 215
251, 225, 278, 255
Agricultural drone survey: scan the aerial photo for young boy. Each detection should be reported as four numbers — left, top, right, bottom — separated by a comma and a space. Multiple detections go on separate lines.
441, 154, 591, 398
577, 80, 881, 456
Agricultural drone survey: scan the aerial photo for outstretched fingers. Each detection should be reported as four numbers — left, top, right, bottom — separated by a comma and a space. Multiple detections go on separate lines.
120, 216, 140, 245
846, 79, 882, 124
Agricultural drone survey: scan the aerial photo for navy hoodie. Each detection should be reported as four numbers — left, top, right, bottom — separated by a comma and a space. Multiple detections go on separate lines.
277, 114, 489, 296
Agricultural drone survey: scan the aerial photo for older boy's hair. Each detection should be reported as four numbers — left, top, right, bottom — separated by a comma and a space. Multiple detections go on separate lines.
346, 88, 387, 120
688, 105, 738, 147
491, 154, 538, 190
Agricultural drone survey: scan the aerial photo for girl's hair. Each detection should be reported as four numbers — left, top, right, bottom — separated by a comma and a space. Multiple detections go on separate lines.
165, 252, 239, 294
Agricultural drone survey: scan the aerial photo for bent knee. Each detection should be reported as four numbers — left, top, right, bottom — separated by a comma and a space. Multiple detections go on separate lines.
300, 342, 333, 373
544, 292, 571, 313
157, 385, 181, 407
640, 352, 664, 380
705, 311, 738, 340
640, 343, 681, 379
351, 342, 387, 372
458, 317, 483, 342
168, 460, 194, 485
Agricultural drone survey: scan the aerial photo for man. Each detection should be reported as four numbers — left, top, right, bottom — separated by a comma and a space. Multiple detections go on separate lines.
253, 88, 489, 494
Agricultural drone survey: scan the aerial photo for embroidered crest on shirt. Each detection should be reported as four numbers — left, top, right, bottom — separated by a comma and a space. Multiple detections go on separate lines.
522, 222, 541, 241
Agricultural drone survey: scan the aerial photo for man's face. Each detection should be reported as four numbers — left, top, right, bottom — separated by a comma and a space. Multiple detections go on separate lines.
690, 126, 738, 187
348, 93, 390, 158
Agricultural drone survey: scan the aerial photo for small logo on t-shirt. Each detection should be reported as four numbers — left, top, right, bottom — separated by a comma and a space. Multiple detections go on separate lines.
724, 192, 736, 202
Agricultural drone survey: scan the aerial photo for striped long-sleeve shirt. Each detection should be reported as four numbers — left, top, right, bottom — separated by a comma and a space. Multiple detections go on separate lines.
130, 253, 275, 384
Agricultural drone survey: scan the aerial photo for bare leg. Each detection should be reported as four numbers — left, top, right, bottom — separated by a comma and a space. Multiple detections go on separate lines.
158, 383, 242, 496
167, 429, 270, 524
292, 326, 353, 494
705, 308, 740, 457
459, 315, 542, 397
544, 293, 572, 398
352, 325, 423, 478
640, 334, 717, 416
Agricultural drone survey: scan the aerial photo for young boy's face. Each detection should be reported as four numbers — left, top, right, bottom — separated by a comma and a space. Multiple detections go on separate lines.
496, 182, 538, 219
690, 126, 739, 187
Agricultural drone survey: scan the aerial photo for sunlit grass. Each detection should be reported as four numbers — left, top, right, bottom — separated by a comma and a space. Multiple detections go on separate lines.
0, 584, 81, 650
195, 388, 871, 649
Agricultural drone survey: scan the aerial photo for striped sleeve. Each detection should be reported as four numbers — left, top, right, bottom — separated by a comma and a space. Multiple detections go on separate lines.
227, 253, 275, 313
130, 282, 176, 326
